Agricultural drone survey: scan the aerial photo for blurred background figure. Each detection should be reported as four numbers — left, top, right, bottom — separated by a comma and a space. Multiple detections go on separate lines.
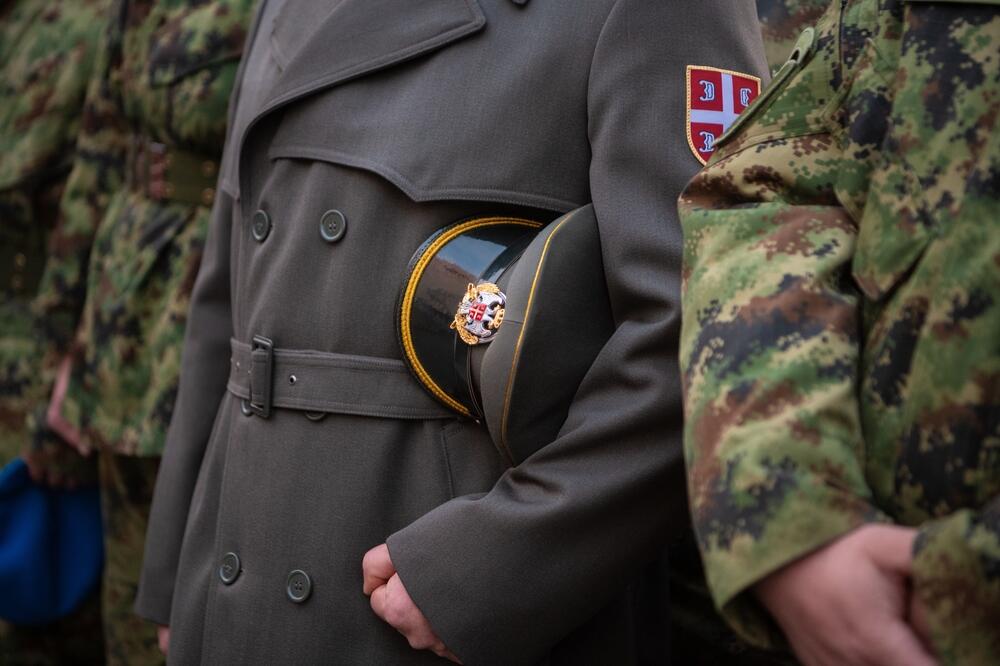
29, 0, 255, 663
756, 0, 829, 73
0, 0, 108, 663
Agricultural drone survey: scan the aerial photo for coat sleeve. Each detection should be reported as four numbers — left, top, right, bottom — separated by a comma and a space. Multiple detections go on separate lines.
24, 3, 125, 474
675, 2, 883, 646
31, 1, 127, 356
679, 0, 1000, 651
386, 2, 768, 664
912, 496, 1000, 664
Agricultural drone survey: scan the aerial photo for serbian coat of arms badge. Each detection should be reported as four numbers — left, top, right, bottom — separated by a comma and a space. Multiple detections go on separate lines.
685, 65, 761, 164
452, 282, 507, 345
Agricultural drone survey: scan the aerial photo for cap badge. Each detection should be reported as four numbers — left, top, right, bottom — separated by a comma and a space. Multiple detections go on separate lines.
451, 282, 506, 345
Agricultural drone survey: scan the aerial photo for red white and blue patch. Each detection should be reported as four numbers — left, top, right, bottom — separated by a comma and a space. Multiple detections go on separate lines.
686, 65, 762, 164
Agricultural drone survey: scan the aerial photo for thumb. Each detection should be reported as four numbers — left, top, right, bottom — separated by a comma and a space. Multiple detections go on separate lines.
362, 544, 396, 595
864, 525, 918, 576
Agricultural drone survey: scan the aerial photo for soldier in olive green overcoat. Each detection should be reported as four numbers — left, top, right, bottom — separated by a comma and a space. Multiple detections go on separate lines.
133, 1, 773, 664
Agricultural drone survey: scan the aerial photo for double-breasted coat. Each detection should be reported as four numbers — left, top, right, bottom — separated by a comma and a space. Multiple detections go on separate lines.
135, 1, 768, 664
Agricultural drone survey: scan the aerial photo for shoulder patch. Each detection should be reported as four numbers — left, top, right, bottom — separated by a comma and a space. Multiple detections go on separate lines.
686, 65, 761, 165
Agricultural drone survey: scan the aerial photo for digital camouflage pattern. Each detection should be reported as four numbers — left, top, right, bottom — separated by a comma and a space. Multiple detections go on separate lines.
679, 0, 1000, 663
34, 0, 255, 459
98, 452, 162, 666
0, 1, 107, 662
755, 0, 830, 74
0, 0, 105, 466
27, 0, 254, 663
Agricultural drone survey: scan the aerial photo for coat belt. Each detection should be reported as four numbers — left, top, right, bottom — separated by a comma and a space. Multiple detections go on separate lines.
126, 136, 219, 207
226, 338, 453, 420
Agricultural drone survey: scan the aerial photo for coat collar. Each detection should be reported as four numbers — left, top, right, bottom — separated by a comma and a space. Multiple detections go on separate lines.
253, 0, 486, 124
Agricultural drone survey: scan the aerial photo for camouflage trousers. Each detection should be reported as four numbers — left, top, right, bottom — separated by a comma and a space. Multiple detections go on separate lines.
0, 298, 37, 465
0, 597, 105, 666
98, 451, 163, 666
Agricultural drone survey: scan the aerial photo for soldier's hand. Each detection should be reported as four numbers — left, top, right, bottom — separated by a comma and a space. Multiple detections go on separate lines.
754, 524, 938, 666
363, 544, 462, 664
157, 625, 170, 655
46, 355, 87, 454
909, 591, 935, 655
21, 410, 96, 489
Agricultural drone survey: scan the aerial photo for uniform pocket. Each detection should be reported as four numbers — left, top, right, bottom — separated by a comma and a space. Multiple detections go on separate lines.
89, 193, 205, 311
440, 420, 506, 498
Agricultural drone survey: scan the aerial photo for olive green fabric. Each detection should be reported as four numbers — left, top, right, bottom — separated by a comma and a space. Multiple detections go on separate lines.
136, 0, 771, 663
679, 0, 1000, 662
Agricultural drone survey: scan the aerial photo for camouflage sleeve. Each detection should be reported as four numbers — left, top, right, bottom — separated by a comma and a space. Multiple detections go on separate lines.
755, 0, 828, 74
677, 5, 886, 646
912, 496, 1000, 662
31, 2, 128, 354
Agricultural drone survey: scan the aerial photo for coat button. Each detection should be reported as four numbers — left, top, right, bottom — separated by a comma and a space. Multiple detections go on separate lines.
219, 552, 241, 585
319, 210, 347, 243
286, 569, 312, 603
252, 210, 271, 242
241, 399, 254, 417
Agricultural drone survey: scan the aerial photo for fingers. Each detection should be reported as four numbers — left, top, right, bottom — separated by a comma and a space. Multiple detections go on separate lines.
439, 647, 463, 664
362, 543, 396, 595
868, 619, 938, 666
369, 580, 389, 622
46, 355, 87, 453
863, 525, 918, 576
369, 573, 460, 661
909, 594, 936, 655
157, 625, 170, 655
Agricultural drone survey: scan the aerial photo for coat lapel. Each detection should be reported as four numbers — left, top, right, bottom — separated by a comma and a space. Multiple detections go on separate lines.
255, 0, 485, 121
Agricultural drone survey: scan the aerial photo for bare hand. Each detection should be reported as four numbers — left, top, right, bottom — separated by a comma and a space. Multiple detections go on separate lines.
157, 625, 170, 655
22, 447, 79, 489
46, 355, 87, 454
909, 591, 936, 656
362, 544, 461, 663
755, 524, 938, 666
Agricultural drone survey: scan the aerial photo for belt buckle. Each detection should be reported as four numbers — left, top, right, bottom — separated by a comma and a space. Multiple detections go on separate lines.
249, 335, 274, 418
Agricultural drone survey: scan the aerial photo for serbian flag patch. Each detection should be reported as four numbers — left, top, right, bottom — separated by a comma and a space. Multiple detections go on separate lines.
686, 65, 761, 164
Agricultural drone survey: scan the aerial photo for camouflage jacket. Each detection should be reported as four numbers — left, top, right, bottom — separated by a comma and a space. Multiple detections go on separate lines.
679, 0, 1000, 663
755, 0, 829, 74
32, 0, 254, 457
0, 0, 106, 465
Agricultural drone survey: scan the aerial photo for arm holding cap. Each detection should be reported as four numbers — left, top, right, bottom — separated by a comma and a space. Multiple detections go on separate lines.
386, 1, 768, 663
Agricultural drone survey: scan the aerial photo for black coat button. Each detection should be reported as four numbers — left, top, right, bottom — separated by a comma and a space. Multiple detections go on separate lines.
219, 552, 241, 585
252, 210, 271, 242
286, 569, 312, 603
319, 210, 347, 243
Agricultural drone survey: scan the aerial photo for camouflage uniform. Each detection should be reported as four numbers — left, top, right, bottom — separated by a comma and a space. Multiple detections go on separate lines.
755, 0, 830, 74
0, 1, 107, 664
31, 0, 254, 662
0, 0, 105, 468
679, 0, 1000, 664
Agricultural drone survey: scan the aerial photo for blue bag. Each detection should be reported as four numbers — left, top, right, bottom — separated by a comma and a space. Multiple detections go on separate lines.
0, 458, 103, 625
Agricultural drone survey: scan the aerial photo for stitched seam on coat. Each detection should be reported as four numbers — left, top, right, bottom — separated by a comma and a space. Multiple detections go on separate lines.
268, 145, 581, 211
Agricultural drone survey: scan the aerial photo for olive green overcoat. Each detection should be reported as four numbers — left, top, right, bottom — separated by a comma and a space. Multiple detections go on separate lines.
136, 1, 768, 664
